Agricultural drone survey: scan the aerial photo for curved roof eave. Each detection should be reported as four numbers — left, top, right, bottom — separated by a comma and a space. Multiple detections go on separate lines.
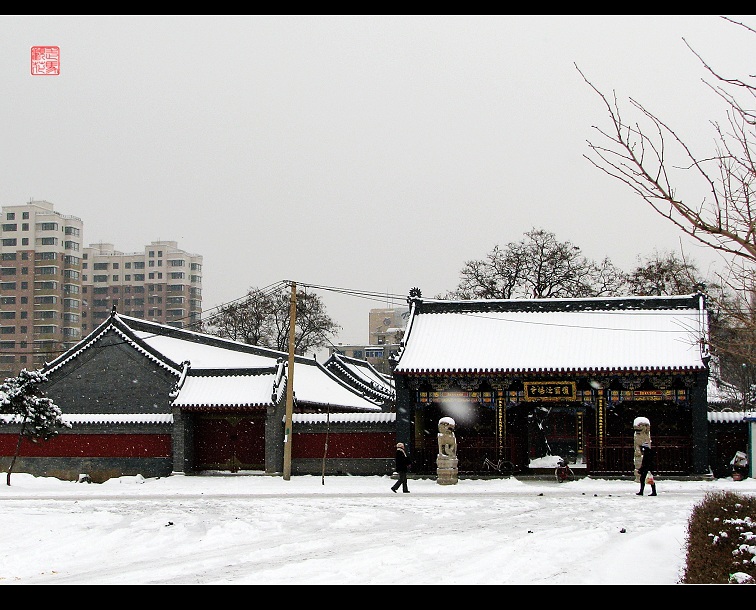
394, 365, 706, 375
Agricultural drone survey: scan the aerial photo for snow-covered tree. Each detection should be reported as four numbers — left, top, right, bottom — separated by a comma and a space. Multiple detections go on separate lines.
0, 369, 70, 486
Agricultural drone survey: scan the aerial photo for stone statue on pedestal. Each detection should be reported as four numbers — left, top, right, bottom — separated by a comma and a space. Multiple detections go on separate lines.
436, 417, 458, 485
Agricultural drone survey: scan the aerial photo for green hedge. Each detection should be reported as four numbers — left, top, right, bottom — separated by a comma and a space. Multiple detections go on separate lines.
681, 491, 756, 584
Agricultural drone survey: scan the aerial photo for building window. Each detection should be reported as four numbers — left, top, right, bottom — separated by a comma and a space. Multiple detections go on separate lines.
1, 239, 17, 247
148, 260, 155, 267
5, 213, 14, 220
21, 223, 28, 231
169, 259, 185, 267
0, 296, 15, 304
21, 238, 28, 246
112, 263, 119, 269
64, 226, 80, 236
191, 263, 202, 271
0, 253, 15, 260
38, 237, 57, 246
36, 222, 58, 231
0, 327, 15, 334
124, 262, 131, 269
64, 270, 79, 279
0, 312, 16, 319
93, 287, 108, 294
93, 275, 107, 282
112, 275, 119, 282
1, 224, 17, 231
133, 261, 144, 269
93, 262, 108, 270
36, 267, 57, 275
148, 273, 154, 279
170, 272, 185, 279
21, 212, 28, 220
149, 251, 154, 257
133, 274, 144, 281
34, 281, 57, 290
35, 251, 57, 260
64, 241, 79, 251
0, 268, 16, 275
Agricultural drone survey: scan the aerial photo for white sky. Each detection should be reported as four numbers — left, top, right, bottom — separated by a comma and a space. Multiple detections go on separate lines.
1, 15, 754, 352
2, 469, 754, 584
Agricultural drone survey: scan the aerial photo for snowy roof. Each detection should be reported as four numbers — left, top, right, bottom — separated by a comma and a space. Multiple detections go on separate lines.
393, 294, 709, 375
708, 411, 756, 424
171, 366, 285, 409
0, 413, 173, 425
322, 352, 395, 403
293, 412, 396, 424
43, 313, 387, 412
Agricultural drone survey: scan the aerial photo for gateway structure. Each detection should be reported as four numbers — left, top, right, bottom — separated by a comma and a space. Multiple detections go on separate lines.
391, 293, 711, 477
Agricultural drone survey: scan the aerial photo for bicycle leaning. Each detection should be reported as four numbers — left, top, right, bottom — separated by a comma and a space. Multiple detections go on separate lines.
555, 457, 576, 483
483, 457, 514, 475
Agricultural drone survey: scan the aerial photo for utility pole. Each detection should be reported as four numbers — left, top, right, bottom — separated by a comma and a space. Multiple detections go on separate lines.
283, 281, 297, 480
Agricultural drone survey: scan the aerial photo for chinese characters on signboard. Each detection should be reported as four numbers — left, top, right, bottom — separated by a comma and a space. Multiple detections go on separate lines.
523, 381, 577, 401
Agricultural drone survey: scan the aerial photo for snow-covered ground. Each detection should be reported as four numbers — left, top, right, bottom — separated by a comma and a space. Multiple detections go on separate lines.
1, 470, 754, 584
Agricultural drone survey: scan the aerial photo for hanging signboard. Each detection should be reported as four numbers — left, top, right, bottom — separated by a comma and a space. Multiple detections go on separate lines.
523, 381, 577, 401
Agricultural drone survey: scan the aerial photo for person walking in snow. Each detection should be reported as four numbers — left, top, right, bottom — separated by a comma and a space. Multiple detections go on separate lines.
391, 442, 411, 493
636, 442, 657, 496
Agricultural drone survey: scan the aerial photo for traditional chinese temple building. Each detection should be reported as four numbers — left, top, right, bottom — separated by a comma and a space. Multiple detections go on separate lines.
391, 293, 711, 477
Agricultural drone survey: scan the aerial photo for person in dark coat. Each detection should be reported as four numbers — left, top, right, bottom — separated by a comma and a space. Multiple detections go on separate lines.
391, 442, 411, 493
636, 442, 657, 496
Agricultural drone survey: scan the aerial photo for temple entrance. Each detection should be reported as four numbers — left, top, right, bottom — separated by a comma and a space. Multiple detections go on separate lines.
193, 413, 265, 472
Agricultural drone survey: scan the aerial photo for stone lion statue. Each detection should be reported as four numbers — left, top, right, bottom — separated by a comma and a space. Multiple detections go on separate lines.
437, 417, 457, 459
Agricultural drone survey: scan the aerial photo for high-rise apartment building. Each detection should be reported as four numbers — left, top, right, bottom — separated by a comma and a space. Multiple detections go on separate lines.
0, 200, 84, 375
0, 200, 202, 377
82, 241, 202, 332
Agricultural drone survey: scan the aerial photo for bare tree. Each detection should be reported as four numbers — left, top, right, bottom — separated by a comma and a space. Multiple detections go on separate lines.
626, 250, 706, 296
580, 16, 756, 390
441, 228, 627, 300
203, 285, 340, 357
580, 16, 756, 266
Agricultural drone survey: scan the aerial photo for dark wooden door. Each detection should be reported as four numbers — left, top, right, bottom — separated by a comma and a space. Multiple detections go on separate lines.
194, 414, 265, 472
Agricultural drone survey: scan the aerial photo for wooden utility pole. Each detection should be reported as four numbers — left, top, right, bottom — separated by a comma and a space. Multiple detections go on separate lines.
283, 281, 297, 480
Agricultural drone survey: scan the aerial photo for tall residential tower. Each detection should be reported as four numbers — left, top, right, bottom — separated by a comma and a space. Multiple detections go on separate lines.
0, 200, 202, 376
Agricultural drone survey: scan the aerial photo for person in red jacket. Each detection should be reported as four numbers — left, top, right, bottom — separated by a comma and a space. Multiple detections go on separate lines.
391, 442, 411, 493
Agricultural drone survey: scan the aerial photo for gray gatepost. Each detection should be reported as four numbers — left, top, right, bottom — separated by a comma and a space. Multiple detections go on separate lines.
436, 417, 458, 485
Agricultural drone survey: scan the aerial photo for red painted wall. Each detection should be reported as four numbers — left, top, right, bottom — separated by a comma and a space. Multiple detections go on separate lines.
293, 432, 394, 459
0, 434, 171, 458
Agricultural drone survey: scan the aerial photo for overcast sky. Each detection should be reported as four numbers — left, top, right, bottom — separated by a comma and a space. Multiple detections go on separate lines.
1, 15, 753, 352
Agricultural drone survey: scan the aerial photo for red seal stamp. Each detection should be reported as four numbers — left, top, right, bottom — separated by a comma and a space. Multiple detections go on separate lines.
31, 46, 60, 76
